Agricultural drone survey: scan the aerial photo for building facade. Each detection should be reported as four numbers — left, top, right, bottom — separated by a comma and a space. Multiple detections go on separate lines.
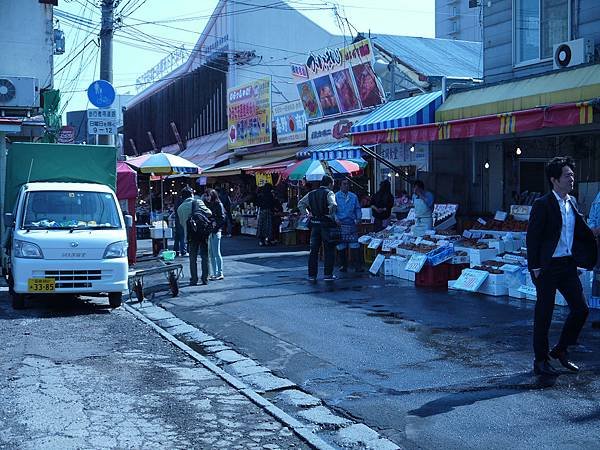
435, 0, 482, 42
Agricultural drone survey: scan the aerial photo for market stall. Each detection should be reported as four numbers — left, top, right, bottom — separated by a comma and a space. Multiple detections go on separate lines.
116, 162, 138, 264
359, 203, 599, 310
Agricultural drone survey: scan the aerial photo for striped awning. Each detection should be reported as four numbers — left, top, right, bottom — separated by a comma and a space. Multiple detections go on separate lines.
296, 140, 367, 161
350, 91, 443, 134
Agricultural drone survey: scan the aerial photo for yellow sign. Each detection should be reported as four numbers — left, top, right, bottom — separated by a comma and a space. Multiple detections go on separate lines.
227, 78, 272, 149
255, 173, 273, 187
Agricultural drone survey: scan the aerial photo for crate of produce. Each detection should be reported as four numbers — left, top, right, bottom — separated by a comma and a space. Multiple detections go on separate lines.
415, 263, 450, 288
280, 230, 296, 246
363, 244, 379, 265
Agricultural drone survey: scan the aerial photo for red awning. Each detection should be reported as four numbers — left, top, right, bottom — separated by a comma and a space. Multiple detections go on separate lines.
350, 101, 595, 145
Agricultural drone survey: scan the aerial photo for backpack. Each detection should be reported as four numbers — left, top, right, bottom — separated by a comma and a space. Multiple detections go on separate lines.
186, 200, 214, 241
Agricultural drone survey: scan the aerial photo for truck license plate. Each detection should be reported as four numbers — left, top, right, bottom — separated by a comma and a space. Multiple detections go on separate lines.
27, 278, 56, 293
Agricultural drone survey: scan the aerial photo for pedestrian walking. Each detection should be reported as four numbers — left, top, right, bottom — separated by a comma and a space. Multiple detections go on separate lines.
218, 187, 234, 237
335, 179, 364, 272
298, 175, 338, 282
370, 180, 394, 232
177, 187, 213, 286
171, 192, 187, 257
526, 156, 597, 376
586, 189, 600, 297
204, 189, 226, 281
256, 183, 281, 246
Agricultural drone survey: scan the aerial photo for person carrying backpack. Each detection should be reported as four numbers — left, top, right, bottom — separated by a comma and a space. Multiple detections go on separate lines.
177, 187, 213, 286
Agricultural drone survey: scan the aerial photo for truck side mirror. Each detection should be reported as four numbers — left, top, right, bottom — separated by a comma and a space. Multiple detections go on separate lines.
4, 213, 14, 228
124, 215, 133, 228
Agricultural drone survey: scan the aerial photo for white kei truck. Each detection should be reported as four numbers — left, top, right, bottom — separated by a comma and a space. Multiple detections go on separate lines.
2, 143, 131, 309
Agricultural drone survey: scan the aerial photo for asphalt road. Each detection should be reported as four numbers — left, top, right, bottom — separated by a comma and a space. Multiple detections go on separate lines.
159, 242, 600, 450
0, 291, 307, 449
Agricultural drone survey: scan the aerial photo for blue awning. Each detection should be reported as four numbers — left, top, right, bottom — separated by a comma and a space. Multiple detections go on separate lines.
296, 140, 370, 161
350, 91, 443, 134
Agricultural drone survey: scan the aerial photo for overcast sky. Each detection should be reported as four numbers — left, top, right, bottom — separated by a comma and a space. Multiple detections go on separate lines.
55, 0, 434, 117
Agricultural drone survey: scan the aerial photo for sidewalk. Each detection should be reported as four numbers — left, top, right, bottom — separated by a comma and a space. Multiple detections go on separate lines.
0, 295, 309, 449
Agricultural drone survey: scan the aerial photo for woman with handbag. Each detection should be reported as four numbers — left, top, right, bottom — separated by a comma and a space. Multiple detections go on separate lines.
203, 189, 226, 280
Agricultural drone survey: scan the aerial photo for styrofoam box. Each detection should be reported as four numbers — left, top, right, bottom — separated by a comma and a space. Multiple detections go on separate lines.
477, 281, 508, 297
384, 258, 394, 276
480, 239, 505, 254
508, 287, 526, 299
456, 247, 498, 266
484, 272, 506, 286
150, 227, 173, 239
451, 255, 470, 265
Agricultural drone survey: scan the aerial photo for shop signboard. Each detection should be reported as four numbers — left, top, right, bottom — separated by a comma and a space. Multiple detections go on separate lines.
57, 125, 75, 143
307, 113, 368, 146
227, 78, 272, 149
273, 100, 306, 144
291, 39, 385, 122
369, 254, 386, 275
378, 143, 429, 171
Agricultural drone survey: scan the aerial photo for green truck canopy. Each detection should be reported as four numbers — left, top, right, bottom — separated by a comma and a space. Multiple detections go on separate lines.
5, 143, 117, 213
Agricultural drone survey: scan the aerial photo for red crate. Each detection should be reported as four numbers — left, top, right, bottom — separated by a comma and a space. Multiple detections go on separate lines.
296, 229, 310, 246
448, 263, 470, 280
416, 263, 451, 288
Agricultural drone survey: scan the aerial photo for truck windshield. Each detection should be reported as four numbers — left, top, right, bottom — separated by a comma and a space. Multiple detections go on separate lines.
21, 191, 122, 229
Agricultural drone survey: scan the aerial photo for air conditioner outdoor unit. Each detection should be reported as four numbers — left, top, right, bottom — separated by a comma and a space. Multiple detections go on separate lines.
553, 38, 594, 69
0, 76, 39, 109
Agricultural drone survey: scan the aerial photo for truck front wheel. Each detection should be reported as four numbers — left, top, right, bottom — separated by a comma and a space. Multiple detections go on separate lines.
11, 293, 25, 309
108, 292, 122, 308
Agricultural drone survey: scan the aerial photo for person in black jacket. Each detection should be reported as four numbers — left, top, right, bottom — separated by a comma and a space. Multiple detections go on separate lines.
298, 175, 338, 282
371, 180, 394, 232
256, 184, 281, 246
203, 189, 226, 280
526, 156, 597, 376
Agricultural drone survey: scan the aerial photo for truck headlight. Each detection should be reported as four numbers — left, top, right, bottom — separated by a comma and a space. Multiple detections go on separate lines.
14, 240, 44, 259
103, 241, 128, 259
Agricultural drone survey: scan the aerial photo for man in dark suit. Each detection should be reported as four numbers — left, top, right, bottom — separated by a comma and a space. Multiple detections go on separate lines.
526, 156, 597, 376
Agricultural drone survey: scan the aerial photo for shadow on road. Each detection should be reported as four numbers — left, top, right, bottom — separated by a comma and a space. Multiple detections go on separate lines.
1, 293, 112, 318
407, 372, 558, 418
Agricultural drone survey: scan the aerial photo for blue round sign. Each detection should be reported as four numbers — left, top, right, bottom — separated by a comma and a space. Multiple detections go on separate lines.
87, 80, 116, 108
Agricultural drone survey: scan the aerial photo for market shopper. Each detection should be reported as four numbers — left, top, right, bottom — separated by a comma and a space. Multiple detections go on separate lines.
171, 192, 187, 257
370, 180, 394, 232
411, 180, 435, 236
256, 183, 281, 246
298, 175, 338, 282
335, 179, 364, 272
177, 187, 213, 286
587, 190, 600, 297
204, 189, 226, 281
526, 156, 597, 376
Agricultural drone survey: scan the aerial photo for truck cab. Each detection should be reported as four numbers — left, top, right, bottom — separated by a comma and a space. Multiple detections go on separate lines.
5, 182, 130, 309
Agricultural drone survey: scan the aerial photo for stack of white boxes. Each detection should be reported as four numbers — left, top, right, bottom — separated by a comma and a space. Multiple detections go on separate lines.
477, 270, 508, 297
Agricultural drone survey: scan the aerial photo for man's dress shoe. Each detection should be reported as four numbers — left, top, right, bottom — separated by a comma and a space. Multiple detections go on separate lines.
533, 360, 559, 376
549, 348, 579, 372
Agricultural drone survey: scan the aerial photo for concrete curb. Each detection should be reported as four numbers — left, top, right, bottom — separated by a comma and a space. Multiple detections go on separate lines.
124, 303, 336, 450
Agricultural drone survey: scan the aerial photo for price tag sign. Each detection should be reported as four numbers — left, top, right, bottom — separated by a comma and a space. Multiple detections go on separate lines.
368, 238, 383, 249
453, 269, 489, 292
477, 218, 487, 225
381, 239, 394, 252
518, 285, 537, 297
405, 254, 428, 273
369, 254, 386, 275
462, 230, 472, 239
494, 211, 508, 221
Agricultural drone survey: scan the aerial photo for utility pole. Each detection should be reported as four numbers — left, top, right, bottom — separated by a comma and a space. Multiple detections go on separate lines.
99, 0, 114, 146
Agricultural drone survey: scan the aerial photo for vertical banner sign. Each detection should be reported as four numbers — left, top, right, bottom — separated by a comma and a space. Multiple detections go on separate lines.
273, 100, 307, 144
227, 78, 272, 149
291, 39, 385, 122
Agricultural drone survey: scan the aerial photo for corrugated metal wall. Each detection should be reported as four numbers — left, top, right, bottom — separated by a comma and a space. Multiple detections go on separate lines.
123, 54, 228, 155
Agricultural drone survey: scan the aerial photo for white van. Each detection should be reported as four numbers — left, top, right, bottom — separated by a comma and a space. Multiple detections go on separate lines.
5, 182, 131, 309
